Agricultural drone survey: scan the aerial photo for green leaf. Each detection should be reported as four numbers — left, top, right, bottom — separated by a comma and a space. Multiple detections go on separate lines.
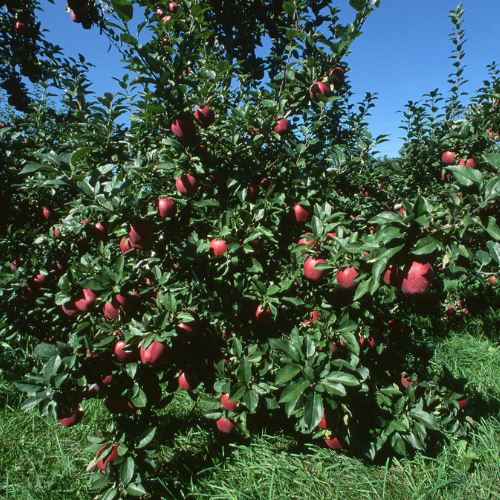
349, 0, 367, 11
275, 364, 302, 385
35, 343, 57, 359
391, 432, 407, 455
120, 457, 135, 487
413, 237, 440, 255
20, 163, 61, 175
482, 152, 500, 168
269, 338, 300, 362
324, 372, 359, 386
282, 0, 295, 15
243, 389, 259, 411
279, 377, 310, 403
409, 409, 439, 431
368, 212, 403, 225
111, 0, 133, 22
321, 380, 346, 397
127, 484, 147, 497
236, 356, 252, 383
304, 392, 323, 431
487, 241, 500, 264
21, 396, 43, 411
486, 217, 500, 241
136, 427, 156, 449
353, 278, 370, 300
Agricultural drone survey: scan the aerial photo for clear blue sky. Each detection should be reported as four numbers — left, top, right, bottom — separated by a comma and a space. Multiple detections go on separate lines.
33, 1, 500, 158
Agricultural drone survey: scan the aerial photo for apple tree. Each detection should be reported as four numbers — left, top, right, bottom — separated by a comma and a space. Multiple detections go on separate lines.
1, 0, 498, 497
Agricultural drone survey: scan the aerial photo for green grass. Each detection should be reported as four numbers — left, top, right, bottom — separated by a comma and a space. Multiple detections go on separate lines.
1, 317, 499, 500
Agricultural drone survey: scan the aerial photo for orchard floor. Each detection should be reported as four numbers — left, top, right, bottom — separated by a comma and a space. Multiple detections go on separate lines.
1, 316, 499, 499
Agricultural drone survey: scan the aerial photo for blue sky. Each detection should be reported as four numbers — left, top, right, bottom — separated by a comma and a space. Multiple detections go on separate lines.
32, 1, 500, 158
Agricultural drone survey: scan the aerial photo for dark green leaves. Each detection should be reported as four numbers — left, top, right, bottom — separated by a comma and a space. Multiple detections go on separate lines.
111, 0, 133, 22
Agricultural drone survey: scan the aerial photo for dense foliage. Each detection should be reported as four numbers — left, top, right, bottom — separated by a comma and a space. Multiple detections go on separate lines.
1, 1, 499, 497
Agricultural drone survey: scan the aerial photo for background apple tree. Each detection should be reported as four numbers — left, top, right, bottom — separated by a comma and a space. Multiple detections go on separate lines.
1, 0, 499, 497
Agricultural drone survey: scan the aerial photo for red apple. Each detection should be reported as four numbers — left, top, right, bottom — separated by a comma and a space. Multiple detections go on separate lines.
93, 222, 108, 242
298, 233, 316, 252
129, 219, 154, 246
255, 305, 273, 325
489, 276, 497, 285
140, 340, 173, 367
441, 151, 456, 165
458, 158, 476, 168
57, 393, 82, 427
114, 341, 140, 363
75, 288, 98, 312
194, 106, 215, 127
120, 236, 135, 254
221, 393, 238, 411
96, 445, 119, 471
245, 184, 258, 202
304, 257, 328, 283
15, 21, 28, 35
336, 267, 359, 290
382, 265, 399, 287
359, 332, 377, 349
158, 198, 176, 218
310, 81, 331, 100
217, 416, 236, 433
329, 66, 345, 89
169, 1, 178, 13
401, 374, 413, 388
399, 260, 434, 296
292, 203, 312, 224
176, 173, 199, 197
42, 207, 53, 220
457, 397, 468, 409
62, 299, 80, 317
178, 369, 199, 390
176, 313, 199, 342
318, 408, 340, 429
32, 273, 49, 289
274, 118, 291, 135
102, 296, 121, 320
171, 114, 195, 140
398, 207, 406, 217
304, 310, 322, 323
325, 436, 343, 450
210, 238, 228, 257
105, 396, 135, 414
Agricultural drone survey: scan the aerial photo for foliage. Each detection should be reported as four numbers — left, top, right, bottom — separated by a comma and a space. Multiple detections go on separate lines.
1, 0, 499, 498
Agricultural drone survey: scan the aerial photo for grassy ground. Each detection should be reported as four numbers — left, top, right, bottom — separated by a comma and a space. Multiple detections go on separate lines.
1, 307, 499, 500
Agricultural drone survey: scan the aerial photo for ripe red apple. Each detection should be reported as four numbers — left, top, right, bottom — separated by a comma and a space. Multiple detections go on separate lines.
329, 66, 345, 89
298, 233, 316, 252
114, 341, 140, 363
399, 260, 434, 296
32, 273, 49, 289
245, 184, 258, 202
169, 1, 178, 13
359, 332, 377, 349
292, 203, 312, 224
105, 396, 135, 414
176, 313, 199, 342
176, 173, 199, 197
42, 207, 53, 220
15, 21, 28, 35
62, 299, 80, 317
57, 393, 82, 427
96, 445, 119, 471
489, 276, 497, 285
274, 118, 291, 135
171, 114, 195, 140
55, 262, 66, 274
401, 374, 413, 388
304, 310, 322, 323
441, 151, 456, 164
178, 369, 199, 390
318, 408, 340, 429
102, 297, 121, 320
325, 436, 343, 450
398, 207, 406, 217
382, 265, 399, 287
210, 238, 228, 257
255, 305, 273, 325
120, 236, 135, 254
458, 158, 476, 168
216, 416, 236, 433
457, 397, 468, 409
140, 340, 173, 367
129, 219, 154, 246
158, 198, 176, 218
93, 222, 108, 242
75, 288, 98, 312
304, 257, 327, 283
221, 393, 238, 411
194, 106, 215, 127
336, 267, 359, 290
310, 81, 331, 100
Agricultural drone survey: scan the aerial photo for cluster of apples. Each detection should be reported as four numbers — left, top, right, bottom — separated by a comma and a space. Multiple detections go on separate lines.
156, 2, 179, 23
439, 150, 476, 183
310, 66, 345, 100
